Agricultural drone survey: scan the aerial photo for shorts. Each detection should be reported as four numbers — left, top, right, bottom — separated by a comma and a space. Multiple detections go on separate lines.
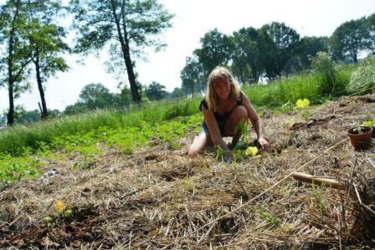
200, 119, 228, 137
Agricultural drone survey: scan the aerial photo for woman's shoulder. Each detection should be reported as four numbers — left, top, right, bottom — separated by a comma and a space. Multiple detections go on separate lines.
239, 91, 250, 101
199, 98, 209, 111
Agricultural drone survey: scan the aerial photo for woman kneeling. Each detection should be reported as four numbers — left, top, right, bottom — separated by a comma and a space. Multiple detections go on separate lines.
188, 67, 269, 160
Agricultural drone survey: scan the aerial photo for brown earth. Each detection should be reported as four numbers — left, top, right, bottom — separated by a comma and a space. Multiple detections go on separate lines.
1, 95, 375, 249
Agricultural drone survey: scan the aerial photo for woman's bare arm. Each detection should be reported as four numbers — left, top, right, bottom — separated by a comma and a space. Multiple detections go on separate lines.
202, 106, 229, 151
241, 93, 269, 150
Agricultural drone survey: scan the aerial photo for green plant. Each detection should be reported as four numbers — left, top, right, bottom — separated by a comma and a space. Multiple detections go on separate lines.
353, 126, 363, 134
310, 183, 326, 214
311, 52, 340, 96
0, 155, 41, 186
43, 200, 73, 227
363, 119, 375, 127
232, 149, 244, 162
254, 207, 282, 228
215, 146, 224, 161
351, 125, 371, 135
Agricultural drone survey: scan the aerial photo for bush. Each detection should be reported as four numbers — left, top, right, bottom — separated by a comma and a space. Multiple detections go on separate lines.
311, 52, 346, 96
347, 59, 375, 95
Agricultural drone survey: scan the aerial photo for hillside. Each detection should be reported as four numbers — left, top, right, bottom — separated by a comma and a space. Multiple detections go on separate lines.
1, 95, 374, 249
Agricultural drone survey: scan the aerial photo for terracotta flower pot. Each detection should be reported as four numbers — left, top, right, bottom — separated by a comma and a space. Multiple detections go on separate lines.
347, 126, 373, 150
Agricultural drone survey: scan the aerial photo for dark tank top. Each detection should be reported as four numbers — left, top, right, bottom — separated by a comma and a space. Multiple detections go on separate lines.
199, 92, 243, 121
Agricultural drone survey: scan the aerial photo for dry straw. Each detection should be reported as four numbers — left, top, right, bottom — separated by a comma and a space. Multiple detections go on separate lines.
0, 95, 375, 249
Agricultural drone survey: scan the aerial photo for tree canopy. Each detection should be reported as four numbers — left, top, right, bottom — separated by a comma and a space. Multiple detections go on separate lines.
145, 81, 166, 101
69, 0, 174, 103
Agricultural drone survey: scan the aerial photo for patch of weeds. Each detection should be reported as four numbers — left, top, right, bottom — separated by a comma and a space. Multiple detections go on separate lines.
278, 101, 294, 113
310, 183, 326, 214
168, 139, 179, 150
182, 178, 195, 192
233, 149, 244, 162
215, 146, 224, 161
35, 141, 52, 157
280, 181, 291, 198
73, 145, 103, 170
43, 200, 74, 228
254, 207, 282, 228
286, 118, 295, 129
0, 154, 42, 187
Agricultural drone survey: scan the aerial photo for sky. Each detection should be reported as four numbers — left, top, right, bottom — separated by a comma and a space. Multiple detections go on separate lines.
0, 0, 374, 112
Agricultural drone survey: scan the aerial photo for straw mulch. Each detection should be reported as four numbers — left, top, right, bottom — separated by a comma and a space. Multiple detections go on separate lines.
0, 95, 374, 249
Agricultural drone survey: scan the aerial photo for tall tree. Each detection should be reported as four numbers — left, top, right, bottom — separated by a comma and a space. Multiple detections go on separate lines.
365, 13, 375, 53
145, 81, 166, 101
262, 22, 301, 76
111, 83, 131, 109
330, 18, 369, 63
0, 0, 32, 126
79, 83, 114, 110
231, 27, 260, 83
194, 29, 233, 77
169, 87, 184, 99
25, 0, 69, 119
256, 27, 278, 79
70, 0, 174, 103
180, 56, 205, 97
298, 36, 329, 69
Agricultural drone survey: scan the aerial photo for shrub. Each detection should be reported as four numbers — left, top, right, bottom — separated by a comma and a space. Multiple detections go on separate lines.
311, 52, 343, 96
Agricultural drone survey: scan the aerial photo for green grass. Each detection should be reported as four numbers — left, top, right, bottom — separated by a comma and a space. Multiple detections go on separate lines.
243, 63, 353, 111
0, 98, 201, 156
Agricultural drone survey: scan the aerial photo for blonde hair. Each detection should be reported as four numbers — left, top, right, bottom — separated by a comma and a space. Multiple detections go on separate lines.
206, 67, 241, 111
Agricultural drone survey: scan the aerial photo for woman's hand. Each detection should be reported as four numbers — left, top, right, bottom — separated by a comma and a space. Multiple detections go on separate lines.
223, 150, 233, 163
257, 136, 270, 151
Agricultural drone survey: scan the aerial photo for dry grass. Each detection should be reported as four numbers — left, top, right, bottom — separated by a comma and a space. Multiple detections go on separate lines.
1, 95, 375, 249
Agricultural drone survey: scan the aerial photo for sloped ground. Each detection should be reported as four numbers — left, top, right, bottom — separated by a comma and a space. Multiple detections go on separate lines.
0, 95, 375, 249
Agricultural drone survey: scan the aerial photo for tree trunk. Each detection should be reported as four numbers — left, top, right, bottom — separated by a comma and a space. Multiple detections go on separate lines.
7, 82, 14, 126
122, 27, 141, 103
6, 1, 20, 126
35, 51, 48, 119
353, 52, 358, 63
110, 0, 141, 103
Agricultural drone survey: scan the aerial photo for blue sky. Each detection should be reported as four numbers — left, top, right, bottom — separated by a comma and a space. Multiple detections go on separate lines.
0, 0, 374, 112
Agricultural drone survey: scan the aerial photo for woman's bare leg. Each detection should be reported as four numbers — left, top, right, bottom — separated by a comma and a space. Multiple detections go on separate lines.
188, 132, 213, 157
225, 105, 248, 146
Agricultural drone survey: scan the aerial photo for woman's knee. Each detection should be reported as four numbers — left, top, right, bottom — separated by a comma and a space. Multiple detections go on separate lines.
231, 105, 248, 120
226, 106, 248, 135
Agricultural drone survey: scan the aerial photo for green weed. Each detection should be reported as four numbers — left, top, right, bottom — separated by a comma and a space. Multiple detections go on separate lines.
255, 207, 282, 228
0, 154, 41, 186
310, 183, 326, 214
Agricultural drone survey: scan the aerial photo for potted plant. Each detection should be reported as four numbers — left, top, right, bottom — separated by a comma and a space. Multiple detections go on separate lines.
347, 126, 373, 150
362, 119, 375, 138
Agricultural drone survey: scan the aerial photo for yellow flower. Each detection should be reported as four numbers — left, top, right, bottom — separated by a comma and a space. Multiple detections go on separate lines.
296, 98, 310, 108
55, 200, 65, 213
245, 146, 259, 157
